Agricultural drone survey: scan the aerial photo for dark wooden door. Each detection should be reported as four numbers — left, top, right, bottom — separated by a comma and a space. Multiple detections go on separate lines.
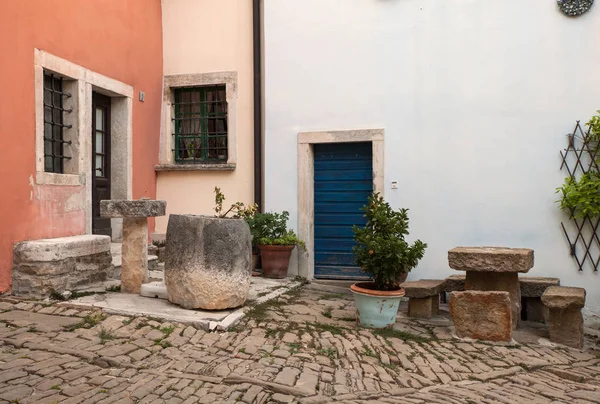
92, 92, 112, 237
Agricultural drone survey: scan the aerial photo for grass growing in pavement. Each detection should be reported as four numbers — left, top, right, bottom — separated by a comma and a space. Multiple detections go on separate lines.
322, 307, 333, 319
98, 327, 116, 343
105, 285, 121, 293
309, 322, 345, 336
287, 342, 302, 354
363, 345, 378, 358
317, 347, 338, 360
64, 312, 106, 332
372, 328, 432, 344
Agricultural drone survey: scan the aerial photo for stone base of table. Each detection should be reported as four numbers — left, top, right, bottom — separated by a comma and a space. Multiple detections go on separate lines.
122, 217, 149, 294
408, 296, 439, 319
523, 297, 548, 323
450, 291, 512, 342
465, 271, 520, 330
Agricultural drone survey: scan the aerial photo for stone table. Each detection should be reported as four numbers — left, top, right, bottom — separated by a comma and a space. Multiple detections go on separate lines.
448, 247, 534, 329
101, 199, 166, 293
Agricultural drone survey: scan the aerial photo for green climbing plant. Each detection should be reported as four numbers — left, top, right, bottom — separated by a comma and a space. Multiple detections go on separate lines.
556, 111, 600, 219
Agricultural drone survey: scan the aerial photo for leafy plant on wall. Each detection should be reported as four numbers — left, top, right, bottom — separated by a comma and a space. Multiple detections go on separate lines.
557, 111, 600, 218
556, 111, 600, 271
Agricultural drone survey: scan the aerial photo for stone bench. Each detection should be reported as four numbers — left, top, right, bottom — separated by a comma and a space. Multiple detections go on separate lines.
541, 286, 586, 349
445, 274, 466, 292
520, 277, 560, 323
12, 235, 113, 297
401, 279, 446, 319
101, 199, 166, 293
449, 246, 534, 329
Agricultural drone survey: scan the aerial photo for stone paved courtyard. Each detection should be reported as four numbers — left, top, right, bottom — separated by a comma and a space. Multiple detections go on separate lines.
1, 284, 600, 404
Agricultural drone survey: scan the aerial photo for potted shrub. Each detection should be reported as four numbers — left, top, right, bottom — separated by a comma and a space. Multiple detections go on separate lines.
242, 212, 272, 274
257, 211, 305, 279
351, 193, 427, 328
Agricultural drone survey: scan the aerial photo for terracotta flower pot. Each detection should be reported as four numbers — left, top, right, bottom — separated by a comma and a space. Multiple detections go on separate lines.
350, 282, 405, 329
259, 245, 295, 279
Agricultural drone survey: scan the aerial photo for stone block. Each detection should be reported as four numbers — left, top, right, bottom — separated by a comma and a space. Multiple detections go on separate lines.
448, 247, 534, 273
445, 274, 466, 292
520, 277, 560, 297
13, 235, 110, 262
449, 291, 512, 342
12, 235, 114, 297
401, 279, 446, 299
408, 296, 439, 319
140, 282, 168, 299
164, 215, 252, 310
100, 200, 166, 218
465, 271, 521, 329
541, 286, 586, 309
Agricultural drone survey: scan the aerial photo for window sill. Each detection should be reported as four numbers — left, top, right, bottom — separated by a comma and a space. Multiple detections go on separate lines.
154, 163, 236, 172
36, 172, 83, 186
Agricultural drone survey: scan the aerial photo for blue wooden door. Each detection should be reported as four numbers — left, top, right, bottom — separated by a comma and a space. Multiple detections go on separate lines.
314, 142, 373, 279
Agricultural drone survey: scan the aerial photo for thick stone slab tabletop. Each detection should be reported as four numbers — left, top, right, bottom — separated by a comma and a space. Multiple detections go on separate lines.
448, 247, 534, 273
100, 200, 166, 218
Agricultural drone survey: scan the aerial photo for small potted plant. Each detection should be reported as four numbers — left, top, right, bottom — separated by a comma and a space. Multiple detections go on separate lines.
242, 212, 271, 274
257, 211, 305, 279
352, 193, 426, 328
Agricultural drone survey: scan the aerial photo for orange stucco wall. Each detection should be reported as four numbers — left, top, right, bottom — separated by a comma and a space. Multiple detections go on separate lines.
0, 0, 163, 292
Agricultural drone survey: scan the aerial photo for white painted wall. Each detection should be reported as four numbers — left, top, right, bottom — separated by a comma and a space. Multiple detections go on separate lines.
263, 0, 600, 318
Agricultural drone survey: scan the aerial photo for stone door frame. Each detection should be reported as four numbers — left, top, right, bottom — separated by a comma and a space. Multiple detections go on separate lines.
297, 129, 385, 279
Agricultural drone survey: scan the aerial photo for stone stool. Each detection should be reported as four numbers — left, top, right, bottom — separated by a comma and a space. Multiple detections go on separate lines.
541, 286, 586, 349
520, 277, 560, 323
448, 247, 534, 329
100, 199, 166, 294
401, 279, 446, 319
445, 274, 466, 293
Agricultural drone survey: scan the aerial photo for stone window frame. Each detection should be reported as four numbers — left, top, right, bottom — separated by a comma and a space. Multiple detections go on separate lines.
156, 72, 238, 171
34, 49, 134, 235
297, 129, 385, 279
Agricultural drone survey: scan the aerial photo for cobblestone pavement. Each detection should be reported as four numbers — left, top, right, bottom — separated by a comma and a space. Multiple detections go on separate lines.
1, 285, 600, 403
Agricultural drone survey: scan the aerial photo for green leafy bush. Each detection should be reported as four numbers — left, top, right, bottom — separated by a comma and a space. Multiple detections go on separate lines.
253, 211, 305, 249
353, 193, 427, 291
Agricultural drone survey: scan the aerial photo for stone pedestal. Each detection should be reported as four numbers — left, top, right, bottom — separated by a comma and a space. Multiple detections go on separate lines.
542, 286, 586, 349
448, 247, 534, 330
450, 291, 512, 342
101, 199, 166, 294
122, 217, 148, 293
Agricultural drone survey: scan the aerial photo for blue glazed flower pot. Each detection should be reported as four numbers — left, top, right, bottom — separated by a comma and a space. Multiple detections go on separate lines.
351, 282, 405, 329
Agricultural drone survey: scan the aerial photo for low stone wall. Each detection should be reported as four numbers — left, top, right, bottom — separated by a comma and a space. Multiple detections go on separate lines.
12, 235, 113, 297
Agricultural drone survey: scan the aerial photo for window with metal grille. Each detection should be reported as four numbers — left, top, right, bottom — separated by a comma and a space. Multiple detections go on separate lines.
173, 85, 228, 163
43, 71, 72, 173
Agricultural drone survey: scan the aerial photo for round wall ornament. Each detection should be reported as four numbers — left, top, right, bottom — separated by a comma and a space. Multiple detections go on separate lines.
557, 0, 594, 16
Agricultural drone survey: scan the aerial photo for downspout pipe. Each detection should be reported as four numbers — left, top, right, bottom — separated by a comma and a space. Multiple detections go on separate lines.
252, 0, 263, 211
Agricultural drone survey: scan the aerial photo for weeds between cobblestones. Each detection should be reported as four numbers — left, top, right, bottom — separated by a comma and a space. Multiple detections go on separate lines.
1, 285, 600, 403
